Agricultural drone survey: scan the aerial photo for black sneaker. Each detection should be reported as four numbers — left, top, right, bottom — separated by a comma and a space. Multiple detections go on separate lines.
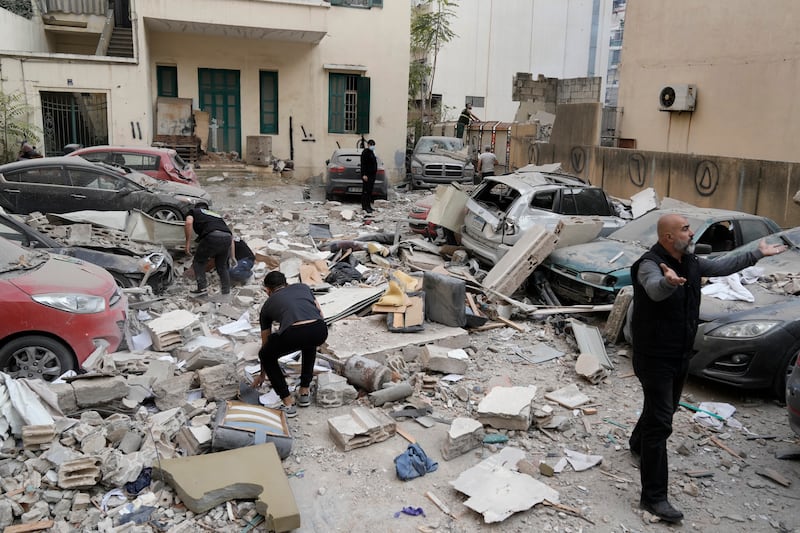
297, 391, 311, 407
640, 500, 683, 523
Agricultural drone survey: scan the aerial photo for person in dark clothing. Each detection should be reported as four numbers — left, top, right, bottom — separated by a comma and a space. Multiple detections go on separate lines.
252, 271, 328, 418
184, 207, 233, 296
628, 213, 785, 523
360, 139, 378, 213
228, 236, 255, 284
456, 103, 479, 139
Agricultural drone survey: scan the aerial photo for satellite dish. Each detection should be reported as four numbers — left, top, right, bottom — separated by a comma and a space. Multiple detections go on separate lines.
659, 86, 676, 108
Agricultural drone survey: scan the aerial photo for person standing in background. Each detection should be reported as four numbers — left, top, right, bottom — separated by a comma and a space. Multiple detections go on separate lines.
456, 103, 479, 139
360, 139, 378, 214
476, 146, 498, 184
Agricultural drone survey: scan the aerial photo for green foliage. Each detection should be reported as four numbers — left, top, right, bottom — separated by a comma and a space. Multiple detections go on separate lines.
408, 0, 458, 120
0, 90, 41, 164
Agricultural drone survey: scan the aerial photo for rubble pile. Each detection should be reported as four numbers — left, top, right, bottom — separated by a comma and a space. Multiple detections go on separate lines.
0, 175, 798, 532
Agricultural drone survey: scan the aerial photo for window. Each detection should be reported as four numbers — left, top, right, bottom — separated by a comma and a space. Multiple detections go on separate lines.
69, 169, 125, 190
738, 219, 774, 246
466, 96, 485, 108
329, 0, 382, 7
560, 188, 613, 216
10, 168, 69, 186
329, 73, 370, 134
259, 71, 279, 134
157, 66, 178, 98
531, 191, 555, 211
0, 220, 25, 244
117, 153, 159, 171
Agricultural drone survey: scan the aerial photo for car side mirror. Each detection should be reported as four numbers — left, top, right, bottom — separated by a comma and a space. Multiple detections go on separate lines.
694, 243, 712, 255
325, 160, 330, 165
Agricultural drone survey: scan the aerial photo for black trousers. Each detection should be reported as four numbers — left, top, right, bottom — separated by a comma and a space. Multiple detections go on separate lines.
629, 354, 690, 504
361, 175, 376, 211
259, 320, 328, 399
193, 230, 232, 294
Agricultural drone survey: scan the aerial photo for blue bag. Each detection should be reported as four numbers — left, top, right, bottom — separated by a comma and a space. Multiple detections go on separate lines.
394, 443, 438, 481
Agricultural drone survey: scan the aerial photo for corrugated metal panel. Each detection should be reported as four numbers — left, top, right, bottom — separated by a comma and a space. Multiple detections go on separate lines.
41, 0, 108, 15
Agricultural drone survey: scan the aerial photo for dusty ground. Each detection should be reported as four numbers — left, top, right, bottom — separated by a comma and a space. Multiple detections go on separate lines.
198, 168, 800, 533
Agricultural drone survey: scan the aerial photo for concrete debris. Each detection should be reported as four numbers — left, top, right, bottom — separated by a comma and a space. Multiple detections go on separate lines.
544, 383, 590, 409
22, 425, 55, 450
328, 407, 397, 451
197, 363, 239, 401
146, 310, 204, 351
442, 417, 485, 460
58, 457, 102, 489
476, 385, 538, 430
421, 345, 470, 374
343, 355, 392, 392
482, 225, 558, 297
315, 372, 358, 407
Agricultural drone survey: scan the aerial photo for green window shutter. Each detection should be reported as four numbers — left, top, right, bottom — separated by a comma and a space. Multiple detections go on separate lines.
329, 0, 344, 5
370, 0, 383, 7
157, 66, 178, 97
356, 76, 370, 134
329, 74, 346, 133
259, 71, 279, 134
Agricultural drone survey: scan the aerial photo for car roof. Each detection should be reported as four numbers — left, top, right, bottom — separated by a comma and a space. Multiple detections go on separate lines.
330, 149, 362, 157
71, 146, 176, 156
0, 156, 112, 172
481, 172, 593, 193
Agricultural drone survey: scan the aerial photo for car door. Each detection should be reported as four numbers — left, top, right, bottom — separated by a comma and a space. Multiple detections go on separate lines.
1, 165, 73, 214
67, 166, 141, 212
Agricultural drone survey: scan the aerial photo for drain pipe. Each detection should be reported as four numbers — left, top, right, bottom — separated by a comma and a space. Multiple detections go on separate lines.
289, 116, 294, 161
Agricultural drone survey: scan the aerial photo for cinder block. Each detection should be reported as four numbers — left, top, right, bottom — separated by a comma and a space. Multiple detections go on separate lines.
58, 457, 101, 489
22, 425, 56, 449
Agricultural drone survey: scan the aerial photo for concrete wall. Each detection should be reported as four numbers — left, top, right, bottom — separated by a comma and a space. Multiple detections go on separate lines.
431, 0, 614, 123
0, 6, 49, 52
522, 143, 800, 229
618, 0, 800, 163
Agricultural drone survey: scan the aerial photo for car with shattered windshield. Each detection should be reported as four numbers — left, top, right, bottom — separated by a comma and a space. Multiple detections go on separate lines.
0, 157, 211, 221
67, 145, 200, 186
0, 236, 128, 381
540, 199, 782, 305
0, 212, 173, 293
407, 136, 474, 189
460, 169, 628, 265
689, 226, 800, 398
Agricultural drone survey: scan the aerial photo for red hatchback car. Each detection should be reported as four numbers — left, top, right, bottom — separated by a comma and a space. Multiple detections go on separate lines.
68, 145, 200, 186
0, 237, 128, 381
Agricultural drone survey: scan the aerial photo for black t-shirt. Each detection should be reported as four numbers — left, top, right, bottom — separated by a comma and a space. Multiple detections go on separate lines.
234, 238, 255, 260
190, 208, 230, 239
259, 284, 323, 334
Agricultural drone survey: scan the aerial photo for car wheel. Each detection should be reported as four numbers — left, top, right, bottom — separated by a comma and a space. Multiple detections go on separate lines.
773, 342, 800, 400
148, 206, 184, 221
0, 335, 76, 382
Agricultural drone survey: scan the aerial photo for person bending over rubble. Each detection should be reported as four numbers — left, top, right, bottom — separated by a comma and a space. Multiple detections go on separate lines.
252, 271, 328, 418
184, 207, 233, 297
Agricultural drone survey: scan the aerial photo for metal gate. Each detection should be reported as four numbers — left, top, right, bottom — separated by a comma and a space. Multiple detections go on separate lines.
40, 91, 108, 156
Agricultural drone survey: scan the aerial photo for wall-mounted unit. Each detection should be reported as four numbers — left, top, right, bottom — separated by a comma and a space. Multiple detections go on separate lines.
658, 84, 696, 112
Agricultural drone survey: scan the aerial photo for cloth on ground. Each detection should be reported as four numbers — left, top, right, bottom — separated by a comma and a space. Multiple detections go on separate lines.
394, 443, 438, 481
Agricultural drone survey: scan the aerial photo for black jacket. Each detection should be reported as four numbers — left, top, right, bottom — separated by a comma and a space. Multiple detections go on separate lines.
360, 148, 378, 179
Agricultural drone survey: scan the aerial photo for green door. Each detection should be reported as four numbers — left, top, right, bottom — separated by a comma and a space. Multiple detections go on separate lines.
198, 68, 241, 154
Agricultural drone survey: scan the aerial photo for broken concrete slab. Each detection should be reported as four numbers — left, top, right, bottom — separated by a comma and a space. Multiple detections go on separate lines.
421, 345, 469, 374
442, 417, 485, 460
71, 376, 128, 408
146, 310, 204, 351
153, 373, 196, 411
482, 225, 558, 297
575, 352, 608, 384
324, 314, 469, 361
315, 373, 357, 408
327, 407, 396, 451
450, 446, 559, 523
631, 187, 659, 219
476, 386, 537, 430
153, 443, 299, 532
544, 383, 590, 409
569, 318, 613, 370
553, 217, 603, 249
197, 363, 239, 401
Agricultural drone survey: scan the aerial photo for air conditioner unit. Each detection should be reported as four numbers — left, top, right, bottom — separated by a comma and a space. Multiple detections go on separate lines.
658, 84, 696, 112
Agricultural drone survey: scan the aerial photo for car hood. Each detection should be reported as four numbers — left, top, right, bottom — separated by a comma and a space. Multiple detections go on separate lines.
149, 180, 210, 199
412, 153, 469, 166
10, 254, 114, 296
546, 238, 649, 277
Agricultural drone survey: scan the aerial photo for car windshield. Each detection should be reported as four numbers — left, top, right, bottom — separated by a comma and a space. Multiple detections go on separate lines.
606, 210, 705, 245
172, 153, 190, 170
0, 237, 48, 273
416, 138, 463, 153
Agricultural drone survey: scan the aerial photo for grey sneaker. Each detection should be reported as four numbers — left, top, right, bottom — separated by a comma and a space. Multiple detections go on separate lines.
278, 403, 297, 418
297, 391, 311, 408
189, 288, 208, 297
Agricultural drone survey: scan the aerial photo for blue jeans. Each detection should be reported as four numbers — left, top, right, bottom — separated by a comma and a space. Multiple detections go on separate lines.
229, 258, 254, 283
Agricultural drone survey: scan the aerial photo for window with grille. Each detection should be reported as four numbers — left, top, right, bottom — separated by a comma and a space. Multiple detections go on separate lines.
329, 73, 370, 134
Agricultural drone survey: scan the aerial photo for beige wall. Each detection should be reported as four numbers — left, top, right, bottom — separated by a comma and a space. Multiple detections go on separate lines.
0, 9, 49, 53
618, 0, 800, 163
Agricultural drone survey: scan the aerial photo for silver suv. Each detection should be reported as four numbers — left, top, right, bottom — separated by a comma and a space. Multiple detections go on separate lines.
408, 136, 474, 189
461, 169, 628, 265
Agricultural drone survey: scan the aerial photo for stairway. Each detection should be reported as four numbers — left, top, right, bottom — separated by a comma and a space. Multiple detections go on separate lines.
107, 27, 134, 58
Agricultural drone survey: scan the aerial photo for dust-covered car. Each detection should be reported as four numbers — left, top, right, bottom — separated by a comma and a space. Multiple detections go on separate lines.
0, 157, 211, 221
408, 136, 474, 189
0, 212, 173, 293
68, 145, 200, 186
324, 149, 388, 201
460, 169, 628, 265
540, 199, 781, 305
690, 226, 800, 397
788, 356, 800, 434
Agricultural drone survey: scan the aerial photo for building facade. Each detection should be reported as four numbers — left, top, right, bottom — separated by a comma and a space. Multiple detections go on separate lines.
0, 0, 410, 179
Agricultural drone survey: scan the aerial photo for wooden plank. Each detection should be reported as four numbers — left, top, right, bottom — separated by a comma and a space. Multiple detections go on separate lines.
3, 520, 55, 533
496, 316, 525, 332
425, 490, 456, 519
466, 293, 481, 316
756, 468, 792, 487
710, 436, 744, 460
395, 426, 416, 444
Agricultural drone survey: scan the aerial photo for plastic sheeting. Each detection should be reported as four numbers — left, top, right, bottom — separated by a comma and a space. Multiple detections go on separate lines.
0, 372, 55, 438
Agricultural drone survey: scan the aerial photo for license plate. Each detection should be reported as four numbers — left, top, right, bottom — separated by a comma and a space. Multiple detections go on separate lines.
470, 215, 485, 232
347, 186, 361, 193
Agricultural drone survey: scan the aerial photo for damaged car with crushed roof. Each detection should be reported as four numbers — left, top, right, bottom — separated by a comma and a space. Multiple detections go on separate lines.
0, 211, 173, 293
539, 199, 782, 305
688, 226, 800, 397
